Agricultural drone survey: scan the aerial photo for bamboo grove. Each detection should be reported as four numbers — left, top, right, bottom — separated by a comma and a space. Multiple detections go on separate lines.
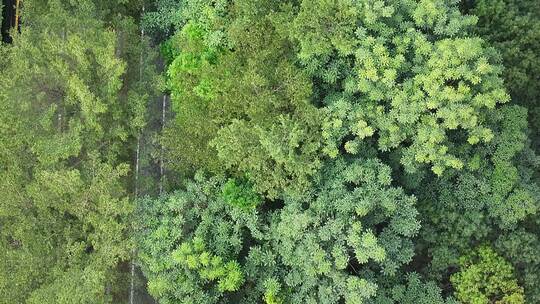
0, 0, 539, 303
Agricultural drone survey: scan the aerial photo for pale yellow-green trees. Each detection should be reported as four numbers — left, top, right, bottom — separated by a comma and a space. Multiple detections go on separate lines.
0, 0, 155, 302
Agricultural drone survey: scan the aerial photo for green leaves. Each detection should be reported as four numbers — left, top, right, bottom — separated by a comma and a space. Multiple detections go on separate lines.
222, 178, 261, 210
172, 239, 244, 292
138, 1, 540, 302
135, 174, 258, 303
467, 0, 540, 149
263, 278, 284, 304
2, 0, 533, 302
264, 158, 419, 302
0, 1, 156, 302
373, 273, 457, 304
135, 157, 421, 303
292, 0, 511, 175
349, 229, 386, 264
164, 2, 323, 198
451, 246, 525, 304
292, 0, 358, 59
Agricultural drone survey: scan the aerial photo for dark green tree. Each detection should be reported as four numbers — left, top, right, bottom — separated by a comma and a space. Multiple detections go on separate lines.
413, 105, 540, 302
463, 0, 540, 149
370, 273, 457, 304
163, 1, 323, 198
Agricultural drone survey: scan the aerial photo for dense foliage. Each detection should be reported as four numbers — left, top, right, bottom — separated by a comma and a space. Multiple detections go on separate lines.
1, 0, 538, 303
450, 246, 525, 304
463, 0, 540, 149
0, 0, 155, 302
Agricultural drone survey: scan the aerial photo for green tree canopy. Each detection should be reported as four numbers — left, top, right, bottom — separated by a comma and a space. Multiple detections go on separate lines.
1, 0, 538, 303
451, 246, 525, 304
163, 1, 323, 198
136, 157, 424, 303
464, 0, 540, 149
291, 0, 509, 176
0, 0, 155, 302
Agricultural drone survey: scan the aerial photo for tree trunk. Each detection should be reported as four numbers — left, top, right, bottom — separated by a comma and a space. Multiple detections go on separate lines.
129, 137, 140, 304
14, 0, 18, 29
159, 95, 166, 196
130, 4, 145, 302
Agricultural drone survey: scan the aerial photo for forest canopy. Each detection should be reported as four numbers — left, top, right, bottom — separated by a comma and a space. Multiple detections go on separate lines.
0, 0, 539, 303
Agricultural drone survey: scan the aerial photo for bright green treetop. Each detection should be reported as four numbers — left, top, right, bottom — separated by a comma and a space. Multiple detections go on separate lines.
451, 246, 525, 304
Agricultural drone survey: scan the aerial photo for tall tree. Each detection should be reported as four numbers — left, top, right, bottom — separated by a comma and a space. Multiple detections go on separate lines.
291, 0, 509, 176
